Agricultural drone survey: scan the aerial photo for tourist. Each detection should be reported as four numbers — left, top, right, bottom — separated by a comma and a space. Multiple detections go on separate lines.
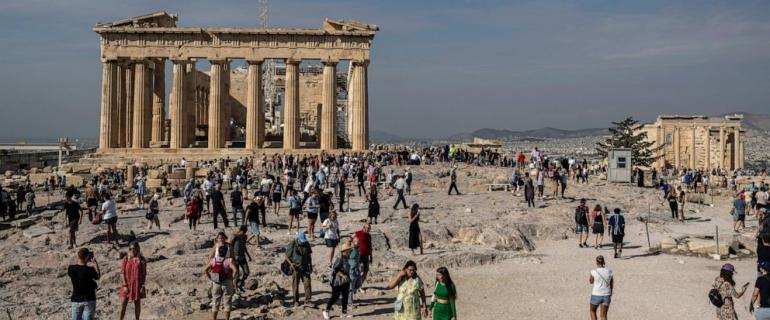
68, 248, 100, 320
734, 193, 747, 232
589, 255, 613, 320
536, 170, 545, 199
304, 191, 320, 239
323, 210, 341, 265
405, 168, 413, 195
85, 183, 99, 222
208, 232, 231, 260
230, 225, 252, 292
286, 231, 313, 306
448, 166, 460, 195
287, 189, 302, 234
203, 177, 214, 213
559, 168, 568, 198
185, 194, 202, 231
205, 245, 238, 320
134, 172, 147, 210
24, 186, 35, 214
230, 186, 244, 227
367, 187, 381, 224
575, 199, 590, 248
119, 241, 147, 320
353, 224, 373, 286
347, 237, 362, 306
713, 263, 749, 320
608, 208, 626, 258
323, 241, 353, 320
524, 172, 535, 208
387, 260, 428, 320
64, 195, 84, 249
393, 175, 408, 210
590, 204, 606, 250
146, 193, 160, 230
211, 185, 229, 229
319, 189, 333, 227
430, 267, 457, 320
676, 185, 687, 222
100, 193, 118, 244
551, 169, 561, 198
759, 186, 770, 212
356, 165, 366, 197
270, 177, 284, 215
244, 193, 263, 245
408, 204, 423, 255
750, 261, 770, 318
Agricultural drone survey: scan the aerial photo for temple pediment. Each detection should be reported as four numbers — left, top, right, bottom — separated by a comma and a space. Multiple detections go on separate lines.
95, 11, 177, 28
324, 19, 379, 32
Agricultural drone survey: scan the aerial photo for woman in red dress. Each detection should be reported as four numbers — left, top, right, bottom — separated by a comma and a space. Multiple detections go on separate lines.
119, 241, 147, 320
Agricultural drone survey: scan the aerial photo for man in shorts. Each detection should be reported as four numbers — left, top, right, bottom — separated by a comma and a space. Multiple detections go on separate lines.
575, 199, 590, 248
608, 208, 626, 258
64, 195, 84, 249
287, 190, 302, 235
205, 245, 238, 320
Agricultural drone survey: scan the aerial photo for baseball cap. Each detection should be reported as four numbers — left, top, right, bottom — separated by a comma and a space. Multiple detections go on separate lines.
721, 263, 736, 273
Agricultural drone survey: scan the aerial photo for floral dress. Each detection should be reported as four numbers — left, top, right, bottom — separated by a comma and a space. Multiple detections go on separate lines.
395, 276, 424, 320
714, 277, 738, 320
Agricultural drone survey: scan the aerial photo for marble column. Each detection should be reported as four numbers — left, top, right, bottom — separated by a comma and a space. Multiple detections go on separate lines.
704, 126, 711, 169
673, 127, 680, 168
208, 61, 226, 149
245, 60, 264, 149
350, 60, 369, 151
116, 63, 127, 148
346, 67, 356, 139
132, 60, 152, 149
99, 60, 118, 149
124, 63, 135, 148
740, 140, 745, 169
185, 63, 198, 147
169, 60, 187, 149
283, 59, 300, 150
151, 59, 166, 145
690, 126, 696, 169
719, 127, 725, 169
320, 60, 337, 150
734, 127, 741, 170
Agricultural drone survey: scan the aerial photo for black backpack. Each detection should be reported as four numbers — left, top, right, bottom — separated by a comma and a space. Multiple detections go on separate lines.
709, 282, 724, 308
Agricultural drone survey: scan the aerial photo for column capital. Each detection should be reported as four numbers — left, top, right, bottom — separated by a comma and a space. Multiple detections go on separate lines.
246, 59, 264, 65
285, 58, 301, 65
321, 58, 339, 66
171, 59, 190, 65
351, 59, 370, 67
209, 59, 228, 65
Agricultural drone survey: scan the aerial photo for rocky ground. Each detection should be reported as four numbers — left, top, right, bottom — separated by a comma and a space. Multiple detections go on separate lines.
0, 163, 762, 320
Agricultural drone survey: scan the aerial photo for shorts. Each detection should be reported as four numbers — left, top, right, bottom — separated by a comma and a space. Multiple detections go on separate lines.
272, 193, 282, 203
325, 239, 339, 248
87, 198, 98, 207
210, 281, 234, 311
612, 234, 624, 244
289, 208, 301, 216
103, 216, 117, 225
735, 214, 746, 222
576, 224, 589, 233
69, 221, 79, 232
306, 211, 318, 220
590, 295, 611, 306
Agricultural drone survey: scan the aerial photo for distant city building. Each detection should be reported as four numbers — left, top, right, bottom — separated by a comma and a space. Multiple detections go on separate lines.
640, 114, 744, 170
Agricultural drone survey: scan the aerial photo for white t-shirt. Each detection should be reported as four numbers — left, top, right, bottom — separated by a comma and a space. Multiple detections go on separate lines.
591, 268, 613, 296
322, 219, 339, 240
101, 200, 117, 220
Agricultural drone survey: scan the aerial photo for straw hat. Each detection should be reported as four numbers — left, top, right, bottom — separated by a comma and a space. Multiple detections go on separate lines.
339, 242, 353, 252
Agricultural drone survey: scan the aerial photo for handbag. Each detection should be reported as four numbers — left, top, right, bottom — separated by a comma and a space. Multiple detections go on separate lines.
280, 260, 293, 276
145, 210, 154, 220
91, 214, 102, 225
394, 298, 403, 313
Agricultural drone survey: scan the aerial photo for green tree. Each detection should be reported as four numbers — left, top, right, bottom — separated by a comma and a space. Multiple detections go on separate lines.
596, 117, 662, 167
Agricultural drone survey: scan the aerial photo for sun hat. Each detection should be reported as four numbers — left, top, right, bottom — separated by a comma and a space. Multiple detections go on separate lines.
339, 242, 353, 252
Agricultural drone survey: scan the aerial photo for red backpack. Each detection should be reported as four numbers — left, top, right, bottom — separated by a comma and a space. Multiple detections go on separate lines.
210, 257, 231, 283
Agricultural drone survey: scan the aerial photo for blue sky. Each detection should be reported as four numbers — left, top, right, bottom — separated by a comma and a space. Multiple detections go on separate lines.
1, 0, 769, 139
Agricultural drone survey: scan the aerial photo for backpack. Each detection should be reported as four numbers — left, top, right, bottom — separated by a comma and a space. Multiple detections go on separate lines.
575, 206, 588, 224
210, 257, 231, 283
709, 282, 725, 308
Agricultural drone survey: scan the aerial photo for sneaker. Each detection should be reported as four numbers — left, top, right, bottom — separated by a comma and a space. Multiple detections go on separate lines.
346, 313, 353, 318
579, 243, 584, 248
323, 310, 330, 320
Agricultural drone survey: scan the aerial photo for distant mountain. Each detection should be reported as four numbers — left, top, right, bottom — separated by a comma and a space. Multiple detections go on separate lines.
446, 127, 607, 142
370, 130, 411, 144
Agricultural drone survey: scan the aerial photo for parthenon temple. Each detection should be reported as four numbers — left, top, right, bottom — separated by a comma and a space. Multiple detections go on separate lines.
94, 12, 377, 154
641, 115, 745, 170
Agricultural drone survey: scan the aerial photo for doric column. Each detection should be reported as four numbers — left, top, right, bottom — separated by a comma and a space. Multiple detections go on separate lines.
740, 140, 745, 169
734, 127, 742, 169
673, 127, 680, 168
132, 60, 152, 149
321, 60, 337, 150
245, 60, 264, 149
116, 63, 127, 148
656, 126, 664, 168
124, 63, 135, 148
350, 60, 369, 151
99, 60, 118, 149
690, 126, 696, 169
151, 59, 166, 145
169, 60, 187, 149
283, 59, 300, 150
208, 61, 226, 149
346, 67, 356, 139
704, 126, 711, 169
719, 127, 725, 169
185, 62, 198, 147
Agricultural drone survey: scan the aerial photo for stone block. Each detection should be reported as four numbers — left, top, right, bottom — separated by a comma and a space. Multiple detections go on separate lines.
12, 218, 35, 229
40, 210, 58, 219
23, 226, 53, 239
686, 239, 729, 255
660, 237, 677, 250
